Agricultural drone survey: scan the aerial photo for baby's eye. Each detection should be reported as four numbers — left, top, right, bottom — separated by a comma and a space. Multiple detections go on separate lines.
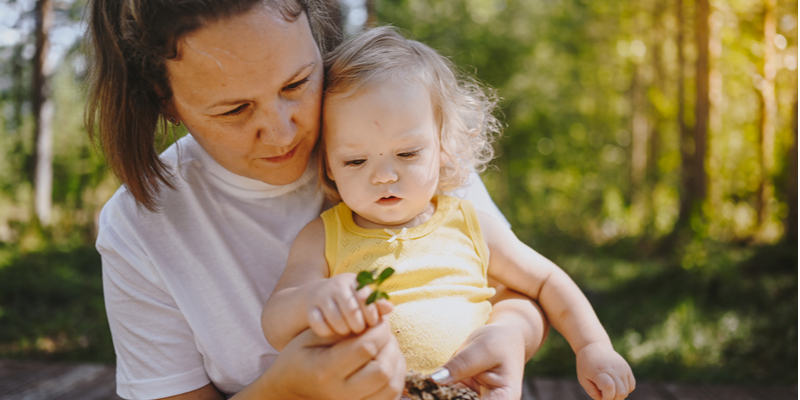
397, 150, 420, 158
221, 104, 248, 116
344, 159, 366, 167
284, 77, 309, 91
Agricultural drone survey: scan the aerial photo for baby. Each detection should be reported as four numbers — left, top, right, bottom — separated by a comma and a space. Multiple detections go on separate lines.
263, 26, 635, 400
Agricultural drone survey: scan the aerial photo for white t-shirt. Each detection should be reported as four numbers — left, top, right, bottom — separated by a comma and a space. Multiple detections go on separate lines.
98, 135, 508, 399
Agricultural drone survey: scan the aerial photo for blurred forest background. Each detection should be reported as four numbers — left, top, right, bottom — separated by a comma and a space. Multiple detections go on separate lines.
0, 0, 796, 386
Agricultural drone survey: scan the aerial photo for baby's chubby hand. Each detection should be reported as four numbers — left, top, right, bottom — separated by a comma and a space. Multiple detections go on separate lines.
306, 273, 393, 338
575, 341, 636, 400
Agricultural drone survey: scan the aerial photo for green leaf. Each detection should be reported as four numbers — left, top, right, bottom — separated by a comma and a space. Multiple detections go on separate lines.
376, 267, 395, 285
379, 291, 390, 300
366, 290, 378, 305
356, 270, 374, 290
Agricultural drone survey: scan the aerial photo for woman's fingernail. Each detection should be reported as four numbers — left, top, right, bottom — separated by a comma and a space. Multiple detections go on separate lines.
431, 368, 451, 384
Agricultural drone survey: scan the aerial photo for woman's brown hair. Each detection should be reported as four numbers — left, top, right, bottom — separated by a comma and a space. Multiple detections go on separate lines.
84, 0, 341, 211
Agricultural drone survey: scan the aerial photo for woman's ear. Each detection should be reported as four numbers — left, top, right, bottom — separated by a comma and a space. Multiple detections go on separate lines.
158, 87, 181, 125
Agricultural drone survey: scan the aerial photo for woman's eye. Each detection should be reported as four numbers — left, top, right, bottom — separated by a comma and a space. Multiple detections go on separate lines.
222, 104, 248, 116
284, 77, 309, 91
344, 159, 366, 167
398, 151, 420, 158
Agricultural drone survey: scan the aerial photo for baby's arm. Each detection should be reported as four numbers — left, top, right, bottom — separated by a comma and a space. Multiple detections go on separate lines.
478, 212, 635, 400
262, 218, 389, 351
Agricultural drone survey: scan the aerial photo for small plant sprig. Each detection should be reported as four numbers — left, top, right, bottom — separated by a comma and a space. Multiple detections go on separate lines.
356, 267, 395, 304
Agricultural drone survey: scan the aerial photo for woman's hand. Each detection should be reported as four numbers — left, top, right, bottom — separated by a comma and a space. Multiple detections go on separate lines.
244, 318, 405, 400
433, 288, 549, 400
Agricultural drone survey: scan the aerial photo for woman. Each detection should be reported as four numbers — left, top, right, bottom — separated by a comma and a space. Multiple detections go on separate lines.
85, 0, 548, 399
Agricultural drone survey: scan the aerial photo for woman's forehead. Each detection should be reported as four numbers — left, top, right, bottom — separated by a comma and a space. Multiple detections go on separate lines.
166, 7, 320, 107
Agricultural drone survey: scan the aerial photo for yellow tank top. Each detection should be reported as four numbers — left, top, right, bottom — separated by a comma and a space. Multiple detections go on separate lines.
321, 195, 495, 373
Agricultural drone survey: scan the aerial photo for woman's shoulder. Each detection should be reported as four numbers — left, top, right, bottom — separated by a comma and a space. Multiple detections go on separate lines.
96, 136, 204, 242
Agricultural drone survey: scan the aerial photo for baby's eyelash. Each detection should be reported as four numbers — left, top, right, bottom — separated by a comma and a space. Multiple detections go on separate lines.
344, 159, 366, 167
398, 150, 420, 158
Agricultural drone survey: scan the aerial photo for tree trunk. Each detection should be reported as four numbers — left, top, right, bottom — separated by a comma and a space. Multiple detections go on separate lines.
785, 94, 798, 242
366, 0, 378, 27
708, 8, 724, 221
32, 0, 54, 226
756, 0, 778, 232
631, 62, 649, 233
675, 0, 693, 231
693, 0, 709, 204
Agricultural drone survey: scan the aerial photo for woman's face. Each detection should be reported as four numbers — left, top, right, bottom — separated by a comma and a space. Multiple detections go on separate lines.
164, 6, 323, 185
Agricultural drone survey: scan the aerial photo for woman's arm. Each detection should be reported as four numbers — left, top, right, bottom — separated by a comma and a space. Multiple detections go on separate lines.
433, 287, 548, 400
159, 320, 407, 400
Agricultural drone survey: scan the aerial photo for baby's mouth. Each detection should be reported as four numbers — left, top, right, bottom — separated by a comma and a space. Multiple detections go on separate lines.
377, 196, 401, 205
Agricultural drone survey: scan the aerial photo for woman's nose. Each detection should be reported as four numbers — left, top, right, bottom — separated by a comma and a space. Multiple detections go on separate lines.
371, 159, 399, 185
257, 103, 296, 147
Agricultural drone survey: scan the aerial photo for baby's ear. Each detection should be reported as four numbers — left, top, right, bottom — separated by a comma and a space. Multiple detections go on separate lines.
325, 161, 335, 181
439, 148, 450, 169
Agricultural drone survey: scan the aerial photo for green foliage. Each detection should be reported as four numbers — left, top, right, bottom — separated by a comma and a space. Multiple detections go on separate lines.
0, 244, 114, 363
378, 0, 797, 385
526, 238, 797, 384
0, 0, 794, 387
357, 267, 395, 304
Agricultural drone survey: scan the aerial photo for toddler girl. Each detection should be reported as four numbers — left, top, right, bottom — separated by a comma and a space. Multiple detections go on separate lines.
263, 26, 634, 400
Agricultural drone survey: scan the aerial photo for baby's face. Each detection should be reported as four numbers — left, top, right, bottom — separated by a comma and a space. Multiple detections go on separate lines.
323, 80, 442, 227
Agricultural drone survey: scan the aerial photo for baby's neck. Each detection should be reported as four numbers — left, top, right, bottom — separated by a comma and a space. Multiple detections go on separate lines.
353, 200, 436, 230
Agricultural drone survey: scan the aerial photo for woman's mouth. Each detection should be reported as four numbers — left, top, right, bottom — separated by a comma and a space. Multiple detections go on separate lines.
377, 196, 401, 206
261, 145, 298, 164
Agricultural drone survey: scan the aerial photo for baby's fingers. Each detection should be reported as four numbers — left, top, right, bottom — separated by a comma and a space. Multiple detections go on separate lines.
578, 375, 602, 400
592, 373, 616, 400
308, 307, 335, 337
627, 372, 636, 394
611, 373, 629, 400
318, 297, 353, 336
356, 287, 381, 327
334, 289, 366, 334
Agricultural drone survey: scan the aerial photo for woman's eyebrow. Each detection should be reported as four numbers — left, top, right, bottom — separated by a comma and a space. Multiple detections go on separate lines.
282, 62, 316, 86
205, 62, 317, 111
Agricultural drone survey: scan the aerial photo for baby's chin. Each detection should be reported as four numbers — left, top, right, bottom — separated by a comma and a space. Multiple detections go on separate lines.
353, 210, 418, 229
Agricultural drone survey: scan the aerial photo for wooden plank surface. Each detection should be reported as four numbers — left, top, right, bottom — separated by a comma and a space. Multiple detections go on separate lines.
0, 360, 121, 400
1, 359, 797, 400
525, 376, 798, 400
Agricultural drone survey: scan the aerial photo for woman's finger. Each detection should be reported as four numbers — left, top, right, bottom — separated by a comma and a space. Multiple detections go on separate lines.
350, 335, 406, 400
323, 320, 393, 375
435, 330, 496, 385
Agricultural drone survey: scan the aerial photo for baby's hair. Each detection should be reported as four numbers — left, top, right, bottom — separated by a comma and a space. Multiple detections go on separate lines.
318, 26, 502, 202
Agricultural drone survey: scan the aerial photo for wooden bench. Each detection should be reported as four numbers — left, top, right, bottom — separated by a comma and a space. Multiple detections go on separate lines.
1, 359, 796, 400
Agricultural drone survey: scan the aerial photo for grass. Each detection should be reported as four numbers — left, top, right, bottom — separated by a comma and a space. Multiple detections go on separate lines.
525, 236, 798, 385
0, 233, 795, 385
0, 244, 114, 363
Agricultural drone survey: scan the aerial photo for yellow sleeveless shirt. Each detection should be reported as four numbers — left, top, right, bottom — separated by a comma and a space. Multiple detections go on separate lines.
321, 195, 495, 373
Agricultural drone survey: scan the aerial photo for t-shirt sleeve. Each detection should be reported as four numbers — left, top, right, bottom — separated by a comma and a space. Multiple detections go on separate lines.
449, 172, 511, 228
97, 202, 210, 399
